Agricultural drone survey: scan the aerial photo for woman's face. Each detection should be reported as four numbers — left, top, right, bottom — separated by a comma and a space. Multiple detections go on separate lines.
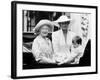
40, 25, 50, 37
59, 21, 70, 30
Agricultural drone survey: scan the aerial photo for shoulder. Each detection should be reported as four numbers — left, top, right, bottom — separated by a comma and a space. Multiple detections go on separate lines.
68, 31, 77, 36
33, 36, 40, 44
68, 31, 81, 39
52, 30, 60, 34
52, 30, 61, 37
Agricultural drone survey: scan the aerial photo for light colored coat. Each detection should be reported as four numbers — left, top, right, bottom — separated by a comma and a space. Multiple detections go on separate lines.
52, 29, 77, 62
32, 35, 54, 62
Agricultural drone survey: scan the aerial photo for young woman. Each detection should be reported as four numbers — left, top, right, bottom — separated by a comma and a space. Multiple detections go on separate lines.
52, 15, 77, 65
32, 19, 56, 64
52, 15, 83, 65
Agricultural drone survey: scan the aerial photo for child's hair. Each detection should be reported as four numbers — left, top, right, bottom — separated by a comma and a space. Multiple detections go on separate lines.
72, 36, 82, 45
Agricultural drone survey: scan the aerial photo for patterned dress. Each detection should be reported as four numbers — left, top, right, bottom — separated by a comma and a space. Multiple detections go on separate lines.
32, 35, 54, 63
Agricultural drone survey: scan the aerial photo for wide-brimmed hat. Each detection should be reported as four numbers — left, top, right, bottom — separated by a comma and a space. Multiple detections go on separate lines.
54, 15, 72, 23
33, 19, 54, 34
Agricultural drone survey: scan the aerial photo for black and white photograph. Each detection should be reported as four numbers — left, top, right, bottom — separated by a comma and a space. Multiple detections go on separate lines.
23, 10, 91, 69
11, 1, 97, 79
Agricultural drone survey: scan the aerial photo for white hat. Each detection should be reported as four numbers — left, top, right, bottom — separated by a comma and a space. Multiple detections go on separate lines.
54, 15, 72, 23
33, 19, 54, 33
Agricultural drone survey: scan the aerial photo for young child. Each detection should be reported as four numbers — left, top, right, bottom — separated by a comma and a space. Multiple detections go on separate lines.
70, 36, 82, 64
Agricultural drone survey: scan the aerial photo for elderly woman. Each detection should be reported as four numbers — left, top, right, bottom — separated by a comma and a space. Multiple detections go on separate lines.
32, 19, 56, 64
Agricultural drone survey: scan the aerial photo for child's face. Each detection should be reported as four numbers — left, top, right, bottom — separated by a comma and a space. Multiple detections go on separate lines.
73, 42, 79, 48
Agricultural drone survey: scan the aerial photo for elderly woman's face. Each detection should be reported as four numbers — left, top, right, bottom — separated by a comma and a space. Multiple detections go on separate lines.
40, 25, 50, 37
59, 21, 70, 30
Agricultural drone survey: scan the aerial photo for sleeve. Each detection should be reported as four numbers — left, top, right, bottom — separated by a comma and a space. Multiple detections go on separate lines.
76, 46, 84, 58
70, 46, 84, 64
32, 39, 41, 61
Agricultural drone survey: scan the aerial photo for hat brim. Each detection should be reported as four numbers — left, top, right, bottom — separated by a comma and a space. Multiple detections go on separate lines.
54, 19, 72, 23
33, 20, 54, 34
